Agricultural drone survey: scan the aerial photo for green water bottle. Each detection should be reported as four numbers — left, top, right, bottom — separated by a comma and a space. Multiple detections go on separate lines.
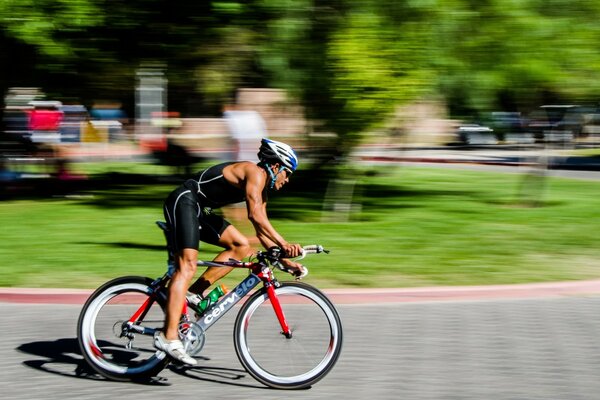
196, 284, 228, 314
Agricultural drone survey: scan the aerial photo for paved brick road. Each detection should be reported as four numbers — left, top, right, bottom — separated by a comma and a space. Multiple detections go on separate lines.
3, 293, 600, 399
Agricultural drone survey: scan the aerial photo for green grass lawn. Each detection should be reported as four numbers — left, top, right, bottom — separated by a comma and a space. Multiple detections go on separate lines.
1, 163, 600, 289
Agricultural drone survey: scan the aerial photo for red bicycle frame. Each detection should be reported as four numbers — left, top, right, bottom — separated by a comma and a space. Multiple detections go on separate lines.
126, 258, 292, 338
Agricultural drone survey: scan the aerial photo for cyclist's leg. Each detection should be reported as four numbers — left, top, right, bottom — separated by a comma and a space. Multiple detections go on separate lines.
165, 247, 197, 340
162, 188, 200, 342
189, 217, 253, 295
214, 223, 254, 262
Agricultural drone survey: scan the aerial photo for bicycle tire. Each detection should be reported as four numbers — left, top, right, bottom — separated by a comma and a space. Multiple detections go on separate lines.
77, 276, 169, 381
233, 281, 343, 389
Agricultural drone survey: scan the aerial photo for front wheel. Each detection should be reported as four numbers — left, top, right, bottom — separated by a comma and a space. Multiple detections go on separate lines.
233, 281, 343, 389
77, 276, 169, 381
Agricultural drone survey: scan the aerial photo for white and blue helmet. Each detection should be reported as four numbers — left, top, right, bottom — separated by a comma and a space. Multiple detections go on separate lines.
258, 138, 299, 172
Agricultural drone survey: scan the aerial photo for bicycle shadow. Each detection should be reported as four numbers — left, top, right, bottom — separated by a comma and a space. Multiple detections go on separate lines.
16, 338, 265, 388
16, 338, 169, 385
168, 365, 266, 389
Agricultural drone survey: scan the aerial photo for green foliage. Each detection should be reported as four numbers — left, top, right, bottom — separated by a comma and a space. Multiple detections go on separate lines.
0, 0, 103, 57
3, 0, 600, 135
432, 0, 600, 115
328, 8, 433, 134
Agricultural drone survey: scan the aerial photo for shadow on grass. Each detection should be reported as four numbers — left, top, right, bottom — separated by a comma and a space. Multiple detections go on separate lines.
76, 189, 169, 209
3, 167, 532, 219
1, 172, 178, 205
360, 184, 478, 208
77, 241, 166, 252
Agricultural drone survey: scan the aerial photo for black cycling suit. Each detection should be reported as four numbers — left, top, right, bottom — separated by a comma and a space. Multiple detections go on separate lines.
163, 162, 246, 251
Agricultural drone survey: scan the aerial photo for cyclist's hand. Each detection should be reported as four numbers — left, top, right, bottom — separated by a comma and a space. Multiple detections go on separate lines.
280, 258, 308, 279
282, 243, 302, 258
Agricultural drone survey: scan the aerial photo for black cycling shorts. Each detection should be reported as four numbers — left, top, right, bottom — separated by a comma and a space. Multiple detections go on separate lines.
163, 185, 231, 252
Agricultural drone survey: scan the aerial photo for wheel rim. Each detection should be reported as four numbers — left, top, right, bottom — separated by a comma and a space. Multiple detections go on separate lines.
80, 283, 166, 375
237, 285, 340, 385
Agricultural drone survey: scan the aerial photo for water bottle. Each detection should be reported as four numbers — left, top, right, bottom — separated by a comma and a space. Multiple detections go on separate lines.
195, 284, 228, 314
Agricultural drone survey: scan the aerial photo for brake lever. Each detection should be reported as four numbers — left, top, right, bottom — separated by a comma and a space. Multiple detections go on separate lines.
296, 248, 307, 261
274, 260, 308, 280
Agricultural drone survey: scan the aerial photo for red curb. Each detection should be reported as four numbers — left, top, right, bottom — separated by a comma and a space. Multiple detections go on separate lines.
2, 280, 600, 305
0, 288, 92, 305
324, 280, 600, 304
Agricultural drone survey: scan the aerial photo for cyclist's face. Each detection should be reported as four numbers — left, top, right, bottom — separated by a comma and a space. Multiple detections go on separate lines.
273, 165, 291, 190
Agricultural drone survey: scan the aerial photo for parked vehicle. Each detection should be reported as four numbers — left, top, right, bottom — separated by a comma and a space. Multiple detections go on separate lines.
489, 112, 533, 143
528, 105, 585, 143
456, 123, 496, 145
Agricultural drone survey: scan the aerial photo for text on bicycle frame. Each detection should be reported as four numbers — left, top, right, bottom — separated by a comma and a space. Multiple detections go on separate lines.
197, 274, 261, 329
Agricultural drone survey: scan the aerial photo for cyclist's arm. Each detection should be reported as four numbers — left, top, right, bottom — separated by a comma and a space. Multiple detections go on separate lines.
244, 166, 301, 257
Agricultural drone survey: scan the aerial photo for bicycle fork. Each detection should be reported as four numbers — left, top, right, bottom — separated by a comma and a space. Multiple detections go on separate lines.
265, 283, 292, 338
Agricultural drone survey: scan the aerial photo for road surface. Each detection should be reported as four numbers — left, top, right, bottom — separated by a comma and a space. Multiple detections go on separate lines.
3, 293, 600, 399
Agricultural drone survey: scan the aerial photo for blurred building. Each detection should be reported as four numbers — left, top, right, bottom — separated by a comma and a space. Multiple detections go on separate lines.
162, 88, 308, 161
60, 105, 88, 143
391, 100, 456, 146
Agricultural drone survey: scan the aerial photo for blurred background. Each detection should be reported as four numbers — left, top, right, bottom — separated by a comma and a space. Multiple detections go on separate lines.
3, 0, 600, 172
2, 0, 600, 289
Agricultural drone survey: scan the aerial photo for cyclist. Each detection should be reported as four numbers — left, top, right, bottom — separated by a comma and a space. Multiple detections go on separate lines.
154, 138, 306, 365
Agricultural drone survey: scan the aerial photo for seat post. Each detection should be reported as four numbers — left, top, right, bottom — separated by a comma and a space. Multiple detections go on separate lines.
155, 221, 175, 264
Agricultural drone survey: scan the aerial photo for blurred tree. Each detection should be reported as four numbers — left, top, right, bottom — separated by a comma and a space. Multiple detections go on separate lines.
257, 1, 439, 219
0, 0, 265, 115
432, 0, 600, 118
3, 0, 600, 135
0, 0, 104, 113
259, 0, 434, 153
0, 0, 104, 58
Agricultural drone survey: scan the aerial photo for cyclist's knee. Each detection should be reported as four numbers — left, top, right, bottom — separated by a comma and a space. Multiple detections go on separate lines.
177, 262, 197, 281
219, 226, 252, 259
177, 252, 198, 280
229, 239, 252, 259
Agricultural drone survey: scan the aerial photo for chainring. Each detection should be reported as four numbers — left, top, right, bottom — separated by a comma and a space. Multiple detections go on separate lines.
181, 323, 206, 356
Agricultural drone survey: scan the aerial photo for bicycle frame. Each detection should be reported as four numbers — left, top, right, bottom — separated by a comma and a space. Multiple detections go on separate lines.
127, 259, 291, 339
195, 260, 291, 336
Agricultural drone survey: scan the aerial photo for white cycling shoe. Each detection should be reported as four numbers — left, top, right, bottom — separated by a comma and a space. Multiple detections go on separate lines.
154, 331, 197, 366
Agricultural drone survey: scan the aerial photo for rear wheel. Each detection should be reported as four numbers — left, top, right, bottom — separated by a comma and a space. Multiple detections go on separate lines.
77, 276, 169, 381
233, 282, 343, 389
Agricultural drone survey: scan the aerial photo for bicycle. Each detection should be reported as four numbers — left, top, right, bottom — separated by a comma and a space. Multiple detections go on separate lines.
77, 221, 343, 389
